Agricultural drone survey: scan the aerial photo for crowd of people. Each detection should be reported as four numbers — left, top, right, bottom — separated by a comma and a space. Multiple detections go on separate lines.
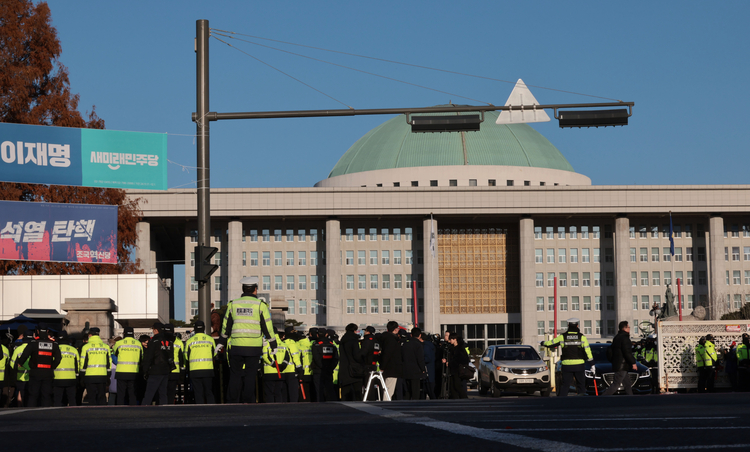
0, 296, 473, 408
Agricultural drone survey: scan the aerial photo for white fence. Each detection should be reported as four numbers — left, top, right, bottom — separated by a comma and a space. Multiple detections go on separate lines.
657, 320, 749, 389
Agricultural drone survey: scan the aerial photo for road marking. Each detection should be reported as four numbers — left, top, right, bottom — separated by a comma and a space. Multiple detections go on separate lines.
603, 445, 750, 451
491, 426, 750, 432
0, 407, 65, 416
474, 417, 737, 422
342, 402, 593, 452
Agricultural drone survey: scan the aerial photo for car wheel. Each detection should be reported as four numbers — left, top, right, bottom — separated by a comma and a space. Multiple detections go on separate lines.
541, 387, 552, 397
478, 379, 489, 395
490, 377, 502, 398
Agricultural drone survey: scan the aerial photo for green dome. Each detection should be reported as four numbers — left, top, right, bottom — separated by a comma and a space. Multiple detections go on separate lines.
328, 109, 574, 178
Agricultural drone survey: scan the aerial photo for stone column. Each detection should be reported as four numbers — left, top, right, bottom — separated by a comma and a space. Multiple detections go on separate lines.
423, 216, 439, 333
62, 298, 118, 339
325, 218, 342, 328
708, 215, 726, 319
615, 216, 632, 323
227, 221, 243, 303
136, 221, 152, 273
519, 217, 537, 346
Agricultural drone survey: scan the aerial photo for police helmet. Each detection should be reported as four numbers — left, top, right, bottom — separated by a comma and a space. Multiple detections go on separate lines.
567, 318, 580, 326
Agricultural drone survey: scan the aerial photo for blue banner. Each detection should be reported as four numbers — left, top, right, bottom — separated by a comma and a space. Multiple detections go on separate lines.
0, 122, 167, 190
0, 200, 118, 264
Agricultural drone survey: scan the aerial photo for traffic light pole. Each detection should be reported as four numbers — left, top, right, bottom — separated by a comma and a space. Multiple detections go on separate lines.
196, 20, 211, 325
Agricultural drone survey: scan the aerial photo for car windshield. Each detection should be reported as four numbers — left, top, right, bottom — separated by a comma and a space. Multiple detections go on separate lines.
590, 345, 610, 362
493, 347, 540, 361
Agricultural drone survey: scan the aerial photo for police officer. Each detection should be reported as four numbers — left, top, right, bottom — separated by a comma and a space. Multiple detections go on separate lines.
737, 333, 750, 391
80, 327, 112, 405
10, 329, 31, 406
280, 329, 302, 402
542, 318, 593, 396
0, 338, 9, 406
294, 327, 313, 402
163, 323, 184, 404
702, 334, 718, 393
361, 326, 380, 400
262, 330, 288, 403
312, 328, 339, 402
53, 331, 80, 407
221, 276, 276, 403
113, 327, 143, 405
19, 323, 61, 407
142, 323, 174, 405
184, 320, 216, 404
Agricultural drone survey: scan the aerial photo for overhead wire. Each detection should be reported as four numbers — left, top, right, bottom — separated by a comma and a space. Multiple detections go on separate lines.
210, 28, 622, 102
212, 31, 493, 106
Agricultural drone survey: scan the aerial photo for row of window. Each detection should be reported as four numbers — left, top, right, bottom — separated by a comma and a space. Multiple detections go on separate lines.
535, 270, 703, 288
376, 180, 556, 187
725, 247, 750, 261
344, 298, 423, 315
344, 250, 420, 266
286, 299, 325, 316
538, 319, 607, 336
345, 274, 424, 290
536, 294, 697, 313
627, 224, 703, 239
535, 226, 602, 240
342, 228, 413, 242
534, 223, 717, 240
725, 271, 750, 285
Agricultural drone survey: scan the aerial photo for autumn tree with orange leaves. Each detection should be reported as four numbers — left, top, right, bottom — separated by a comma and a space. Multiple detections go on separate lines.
0, 0, 143, 275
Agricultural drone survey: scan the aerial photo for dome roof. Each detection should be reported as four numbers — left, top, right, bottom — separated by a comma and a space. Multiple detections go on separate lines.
327, 109, 574, 178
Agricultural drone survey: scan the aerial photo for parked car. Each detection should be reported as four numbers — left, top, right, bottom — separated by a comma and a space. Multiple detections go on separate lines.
468, 360, 478, 389
554, 343, 653, 395
478, 345, 552, 397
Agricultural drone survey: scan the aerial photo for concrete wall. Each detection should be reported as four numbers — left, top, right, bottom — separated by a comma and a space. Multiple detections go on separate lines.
0, 274, 169, 326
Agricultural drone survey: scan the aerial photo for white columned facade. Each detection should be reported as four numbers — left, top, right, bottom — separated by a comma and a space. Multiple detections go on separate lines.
227, 221, 243, 303
325, 219, 342, 327
519, 217, 537, 346
423, 216, 439, 333
615, 216, 632, 323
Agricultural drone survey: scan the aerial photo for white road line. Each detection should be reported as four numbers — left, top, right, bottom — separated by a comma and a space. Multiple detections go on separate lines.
0, 407, 66, 416
491, 426, 750, 432
602, 445, 750, 451
342, 402, 593, 452
474, 417, 737, 422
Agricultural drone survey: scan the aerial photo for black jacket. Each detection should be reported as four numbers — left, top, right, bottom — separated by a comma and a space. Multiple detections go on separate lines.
611, 331, 636, 372
19, 335, 61, 380
142, 333, 175, 376
379, 332, 403, 378
422, 339, 437, 382
360, 334, 380, 372
449, 342, 469, 375
338, 332, 364, 385
401, 337, 426, 380
312, 337, 338, 371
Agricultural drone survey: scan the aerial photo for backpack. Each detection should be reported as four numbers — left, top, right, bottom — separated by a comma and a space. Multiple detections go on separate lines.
606, 345, 614, 362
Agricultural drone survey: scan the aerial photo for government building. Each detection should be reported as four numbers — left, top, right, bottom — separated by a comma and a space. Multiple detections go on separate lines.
129, 108, 750, 350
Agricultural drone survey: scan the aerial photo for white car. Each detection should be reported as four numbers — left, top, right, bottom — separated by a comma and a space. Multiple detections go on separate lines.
478, 345, 552, 397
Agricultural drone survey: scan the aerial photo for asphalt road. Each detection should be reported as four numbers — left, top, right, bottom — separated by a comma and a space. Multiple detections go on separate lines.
1, 391, 748, 451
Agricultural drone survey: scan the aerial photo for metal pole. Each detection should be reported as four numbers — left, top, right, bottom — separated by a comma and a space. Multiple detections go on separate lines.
196, 19, 211, 326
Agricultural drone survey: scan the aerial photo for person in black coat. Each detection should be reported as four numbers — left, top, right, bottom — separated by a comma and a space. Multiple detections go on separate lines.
602, 321, 637, 395
444, 332, 469, 399
379, 321, 403, 400
141, 323, 175, 405
401, 328, 426, 400
19, 324, 61, 407
338, 324, 365, 401
421, 333, 437, 400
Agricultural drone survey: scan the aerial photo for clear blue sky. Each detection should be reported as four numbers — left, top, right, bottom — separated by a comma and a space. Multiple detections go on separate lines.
43, 1, 750, 320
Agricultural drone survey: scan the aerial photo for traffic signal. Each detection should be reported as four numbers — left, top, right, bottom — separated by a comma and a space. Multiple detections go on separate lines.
194, 245, 218, 283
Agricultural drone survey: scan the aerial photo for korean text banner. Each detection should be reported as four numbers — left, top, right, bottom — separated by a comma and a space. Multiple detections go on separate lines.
0, 200, 118, 264
0, 122, 167, 190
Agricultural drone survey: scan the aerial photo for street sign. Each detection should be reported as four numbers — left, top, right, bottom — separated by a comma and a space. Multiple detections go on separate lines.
495, 79, 551, 125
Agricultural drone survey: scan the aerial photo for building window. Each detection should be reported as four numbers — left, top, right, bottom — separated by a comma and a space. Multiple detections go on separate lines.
698, 247, 706, 261
733, 247, 741, 261
382, 274, 391, 289
652, 271, 660, 286
358, 250, 366, 265
213, 252, 221, 266
298, 299, 307, 315
641, 271, 649, 286
488, 179, 496, 186
605, 248, 613, 262
449, 179, 458, 186
686, 271, 693, 286
274, 229, 282, 241
346, 250, 354, 265
584, 320, 592, 335
607, 296, 615, 311
570, 248, 578, 263
411, 181, 418, 187
631, 272, 638, 286
536, 273, 544, 287
274, 251, 282, 266
469, 179, 477, 186
630, 247, 636, 263
674, 247, 683, 262
287, 275, 295, 290
250, 251, 258, 266
190, 301, 198, 316
299, 275, 307, 290
535, 227, 542, 239
582, 272, 590, 287
571, 272, 579, 287
345, 228, 353, 241
262, 276, 271, 291
382, 250, 390, 265
699, 271, 707, 286
595, 296, 601, 311
558, 226, 565, 239
664, 271, 672, 286
595, 272, 601, 287
629, 226, 635, 239
346, 299, 354, 314
393, 182, 400, 187
663, 247, 671, 262
275, 276, 283, 291
546, 226, 554, 239
583, 296, 591, 311
213, 275, 221, 291
310, 251, 318, 266
190, 277, 198, 292
310, 275, 318, 290
559, 272, 567, 287
633, 296, 638, 310
394, 250, 402, 265
310, 229, 318, 242
190, 252, 195, 267
593, 226, 600, 239
299, 251, 307, 266
606, 272, 614, 286
594, 248, 601, 263
571, 296, 579, 311
370, 299, 379, 314
369, 228, 377, 241
640, 247, 648, 262
287, 251, 295, 266
395, 298, 403, 313
394, 274, 402, 289
370, 274, 378, 289
537, 321, 546, 335
536, 249, 543, 263
570, 226, 577, 239
537, 297, 545, 311
242, 251, 246, 267
190, 230, 198, 243
382, 298, 391, 313
359, 299, 367, 314
558, 248, 566, 263
547, 248, 555, 263
582, 248, 590, 263
507, 180, 514, 186
560, 296, 568, 311
370, 250, 378, 265
734, 270, 741, 285
547, 272, 555, 287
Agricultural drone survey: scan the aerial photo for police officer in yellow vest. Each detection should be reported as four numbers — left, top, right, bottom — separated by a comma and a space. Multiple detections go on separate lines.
80, 327, 112, 405
699, 334, 718, 393
113, 327, 143, 405
262, 331, 297, 403
292, 326, 313, 402
542, 318, 593, 396
736, 333, 750, 391
185, 320, 216, 404
163, 323, 184, 404
53, 331, 80, 407
280, 329, 303, 402
10, 329, 31, 407
0, 340, 9, 406
222, 276, 276, 403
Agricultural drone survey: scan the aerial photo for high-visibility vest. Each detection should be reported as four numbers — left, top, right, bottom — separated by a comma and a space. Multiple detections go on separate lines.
55, 344, 80, 381
11, 343, 29, 382
642, 348, 658, 363
222, 296, 274, 347
0, 345, 9, 382
695, 344, 705, 368
185, 333, 216, 373
296, 337, 313, 376
172, 337, 184, 374
704, 341, 718, 366
80, 336, 112, 377
544, 332, 593, 365
333, 342, 340, 385
284, 338, 302, 369
113, 337, 143, 374
737, 343, 750, 361
262, 335, 293, 376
